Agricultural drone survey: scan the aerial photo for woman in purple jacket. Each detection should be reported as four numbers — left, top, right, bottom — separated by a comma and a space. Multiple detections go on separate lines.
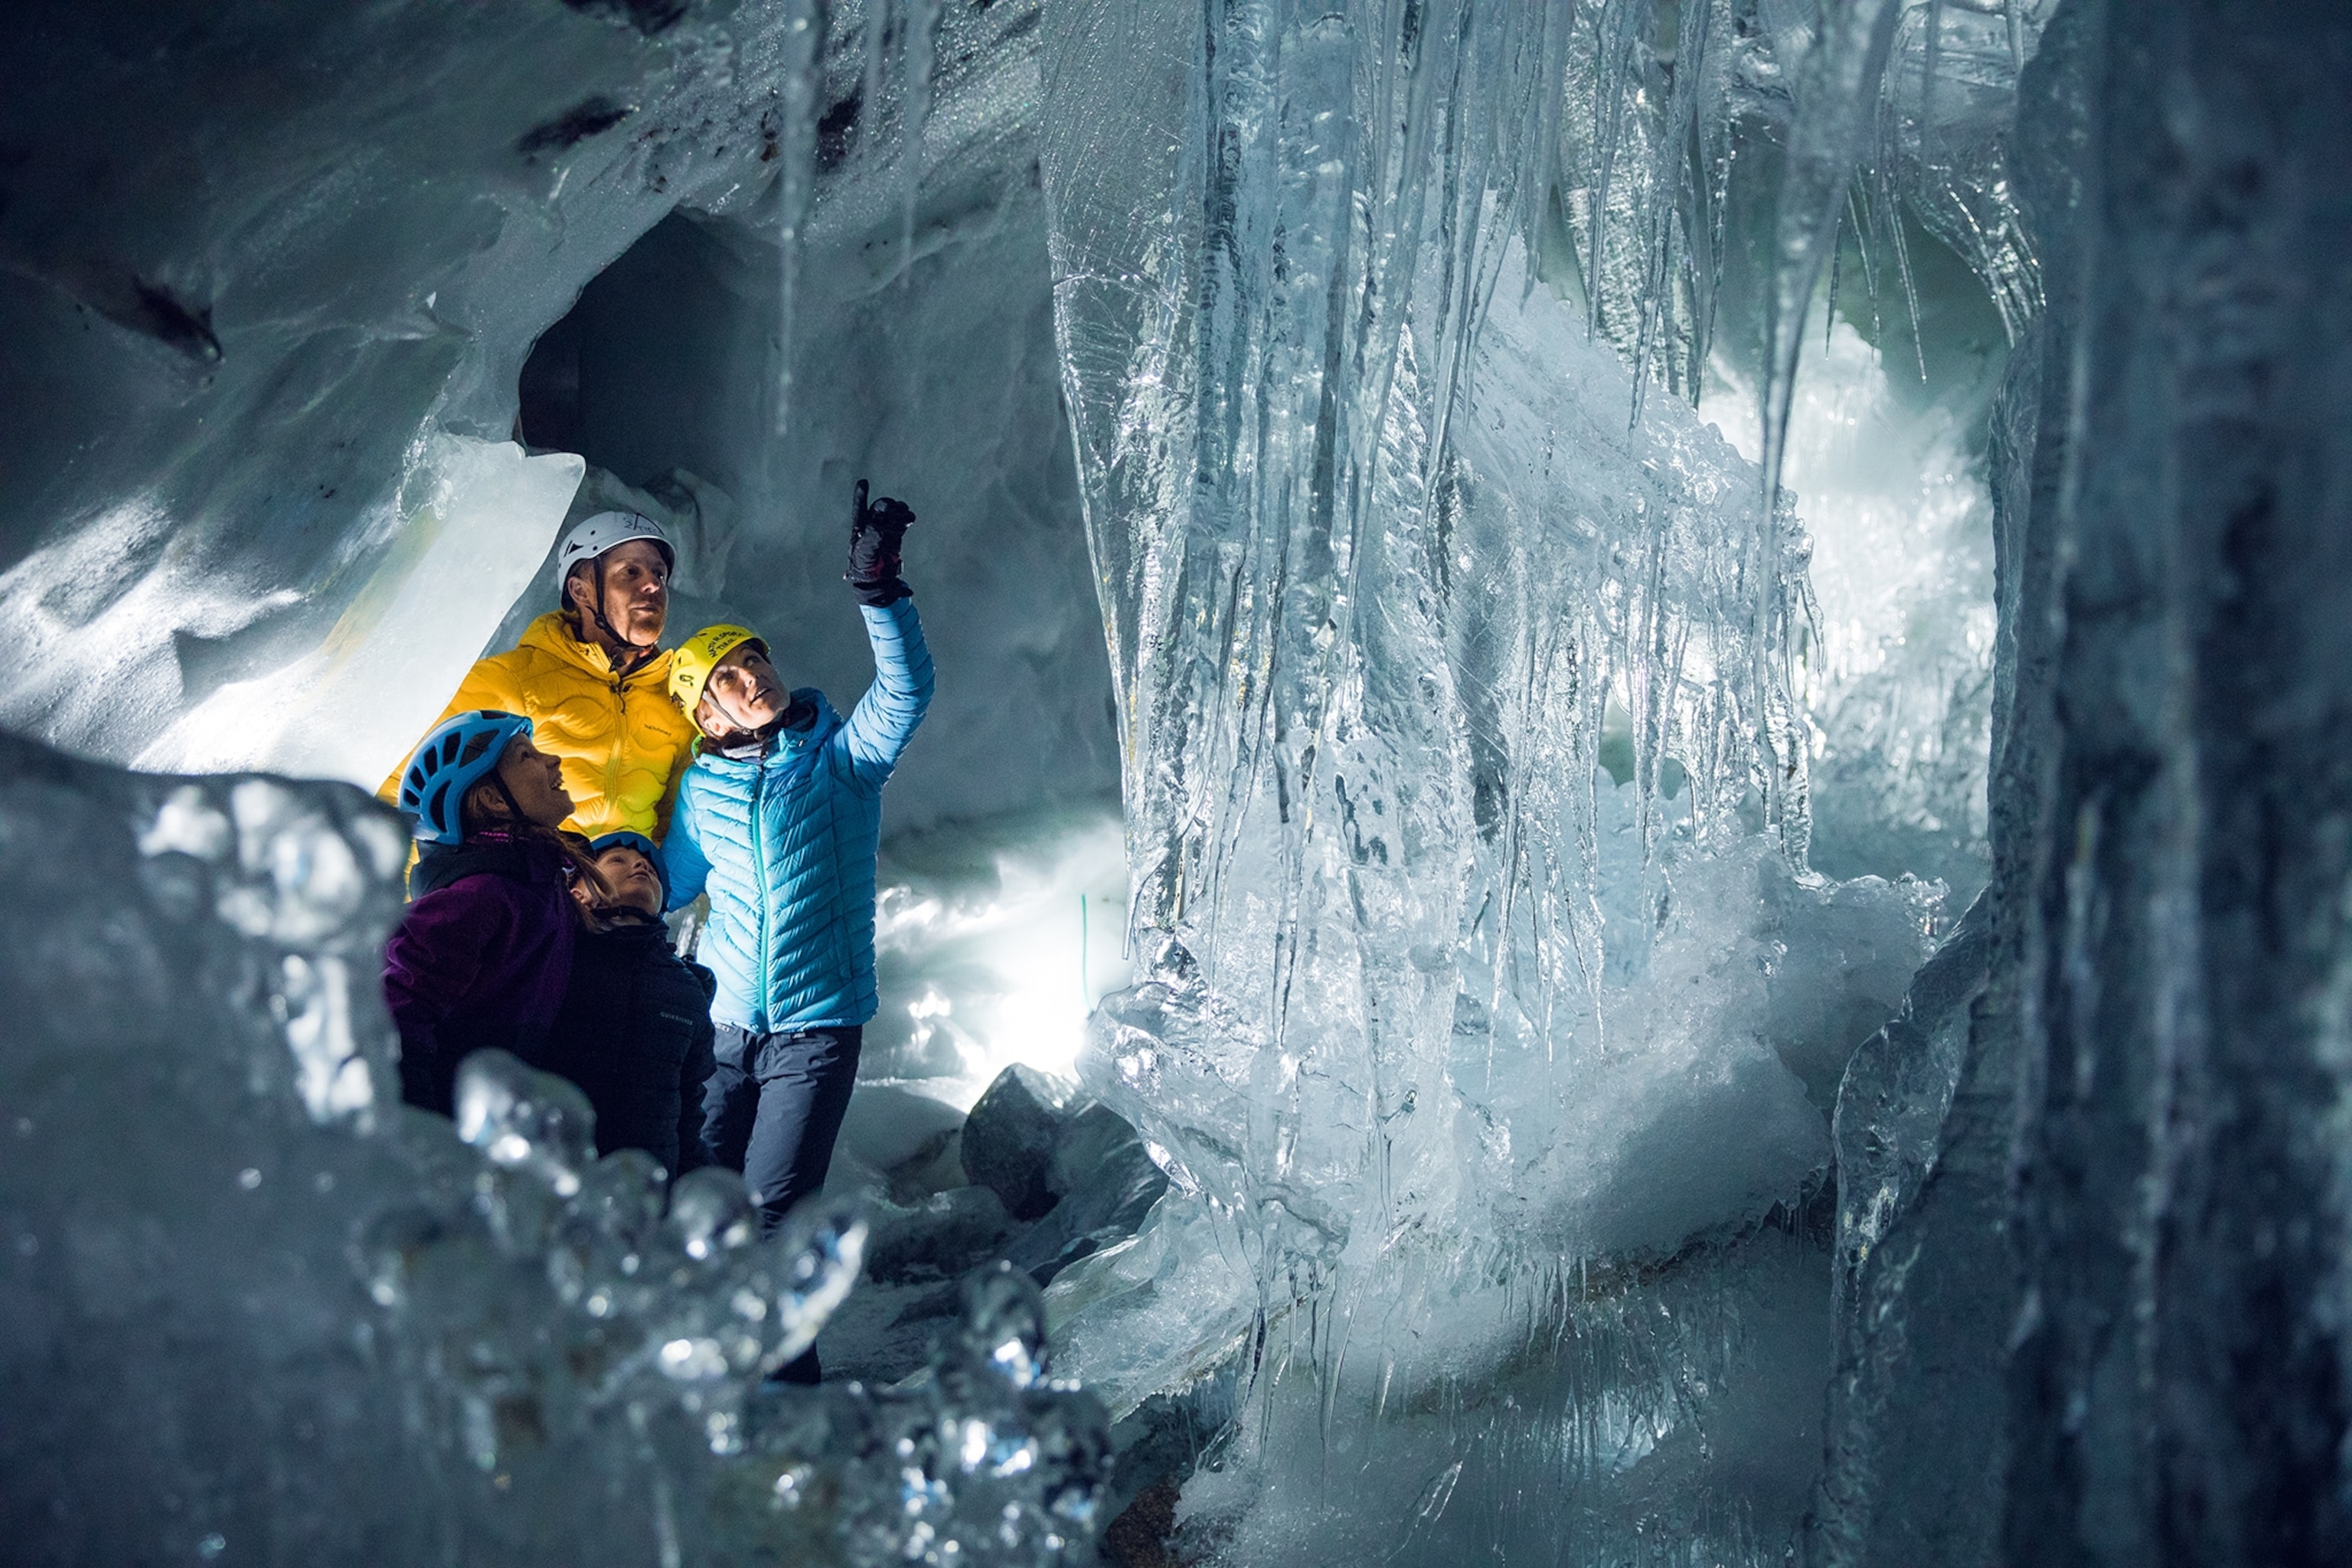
383, 710, 598, 1116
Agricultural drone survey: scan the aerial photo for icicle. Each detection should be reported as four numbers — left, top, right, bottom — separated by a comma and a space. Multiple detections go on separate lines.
1922, 0, 1945, 137
858, 0, 891, 167
770, 0, 822, 436
1759, 0, 1906, 520
898, 0, 941, 289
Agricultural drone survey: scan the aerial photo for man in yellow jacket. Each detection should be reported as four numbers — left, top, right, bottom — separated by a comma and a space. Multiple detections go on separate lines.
383, 511, 702, 839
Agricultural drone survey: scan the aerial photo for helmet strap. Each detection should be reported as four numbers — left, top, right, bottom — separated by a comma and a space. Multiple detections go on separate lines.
579, 554, 658, 677
489, 769, 530, 828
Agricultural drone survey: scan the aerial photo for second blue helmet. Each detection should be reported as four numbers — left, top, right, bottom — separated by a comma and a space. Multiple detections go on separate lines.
586, 829, 671, 904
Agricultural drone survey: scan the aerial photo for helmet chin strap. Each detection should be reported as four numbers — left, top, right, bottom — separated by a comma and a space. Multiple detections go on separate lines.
488, 769, 531, 831
707, 683, 783, 746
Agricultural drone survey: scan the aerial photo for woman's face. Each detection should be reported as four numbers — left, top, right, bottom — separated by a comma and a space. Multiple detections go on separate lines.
697, 643, 788, 738
496, 737, 573, 828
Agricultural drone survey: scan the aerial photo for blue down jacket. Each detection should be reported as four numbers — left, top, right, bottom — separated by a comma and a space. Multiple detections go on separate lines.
664, 599, 933, 1032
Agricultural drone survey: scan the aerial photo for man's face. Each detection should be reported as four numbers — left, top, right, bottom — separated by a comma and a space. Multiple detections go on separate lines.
697, 643, 788, 738
569, 538, 669, 646
593, 845, 664, 916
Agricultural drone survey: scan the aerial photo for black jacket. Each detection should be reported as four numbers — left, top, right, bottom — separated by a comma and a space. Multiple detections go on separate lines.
533, 910, 720, 1176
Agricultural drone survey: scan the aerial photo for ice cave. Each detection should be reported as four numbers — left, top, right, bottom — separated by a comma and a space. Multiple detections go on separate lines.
3, 1, 2347, 1563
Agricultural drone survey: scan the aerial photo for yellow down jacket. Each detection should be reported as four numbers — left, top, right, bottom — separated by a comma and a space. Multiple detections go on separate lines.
382, 612, 702, 840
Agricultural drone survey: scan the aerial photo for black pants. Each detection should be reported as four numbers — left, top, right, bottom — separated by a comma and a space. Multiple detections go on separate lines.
703, 1022, 862, 1383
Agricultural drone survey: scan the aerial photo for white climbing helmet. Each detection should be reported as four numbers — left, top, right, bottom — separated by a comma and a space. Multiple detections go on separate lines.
552, 510, 675, 595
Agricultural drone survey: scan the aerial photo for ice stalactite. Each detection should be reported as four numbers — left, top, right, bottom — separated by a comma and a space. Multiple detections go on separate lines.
1758, 0, 1909, 514
769, 0, 825, 433
1563, 0, 1741, 414
1030, 2, 1981, 1559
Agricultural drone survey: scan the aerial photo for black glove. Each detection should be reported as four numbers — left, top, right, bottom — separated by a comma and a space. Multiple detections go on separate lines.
846, 479, 915, 606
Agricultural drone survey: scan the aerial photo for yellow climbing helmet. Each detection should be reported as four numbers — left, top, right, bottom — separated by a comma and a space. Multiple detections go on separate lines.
668, 623, 766, 714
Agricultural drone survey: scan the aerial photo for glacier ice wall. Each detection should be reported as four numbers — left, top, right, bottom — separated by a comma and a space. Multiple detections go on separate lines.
0, 4, 782, 767
0, 0, 1118, 834
1818, 2, 2352, 1562
1029, 3, 1963, 1559
1995, 2, 2352, 1557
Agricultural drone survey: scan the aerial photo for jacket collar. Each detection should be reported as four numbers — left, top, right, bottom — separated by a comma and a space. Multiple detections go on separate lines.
704, 689, 839, 766
586, 907, 671, 945
410, 828, 566, 898
518, 611, 674, 685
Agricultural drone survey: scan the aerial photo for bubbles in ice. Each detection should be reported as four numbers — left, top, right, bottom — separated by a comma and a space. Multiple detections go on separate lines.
130, 774, 402, 1123
771, 1200, 867, 1366
218, 779, 381, 946
668, 1163, 761, 1260
278, 953, 373, 1121
648, 1176, 871, 1390
823, 1262, 1111, 1560
139, 783, 233, 861
959, 1261, 1051, 1392
455, 1049, 593, 1200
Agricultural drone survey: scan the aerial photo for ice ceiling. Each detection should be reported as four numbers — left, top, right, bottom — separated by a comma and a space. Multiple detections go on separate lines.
6, 2, 2350, 1566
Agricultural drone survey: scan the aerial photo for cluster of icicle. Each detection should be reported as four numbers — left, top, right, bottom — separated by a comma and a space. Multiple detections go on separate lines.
1032, 0, 2047, 1027
1004, 2, 2049, 1550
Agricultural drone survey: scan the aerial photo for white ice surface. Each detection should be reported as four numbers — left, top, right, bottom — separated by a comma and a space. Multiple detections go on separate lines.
139, 435, 583, 786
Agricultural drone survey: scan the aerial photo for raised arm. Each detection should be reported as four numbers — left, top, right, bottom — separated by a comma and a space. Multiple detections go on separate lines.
841, 598, 935, 787
838, 482, 934, 789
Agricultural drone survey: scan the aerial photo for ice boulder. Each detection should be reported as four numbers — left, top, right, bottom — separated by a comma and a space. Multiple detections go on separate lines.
0, 732, 1111, 1566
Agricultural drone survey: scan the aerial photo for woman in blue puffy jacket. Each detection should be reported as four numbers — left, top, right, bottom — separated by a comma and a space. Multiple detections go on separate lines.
661, 485, 933, 1338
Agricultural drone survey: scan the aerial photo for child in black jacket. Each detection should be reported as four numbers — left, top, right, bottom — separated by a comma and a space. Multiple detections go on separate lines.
534, 832, 719, 1176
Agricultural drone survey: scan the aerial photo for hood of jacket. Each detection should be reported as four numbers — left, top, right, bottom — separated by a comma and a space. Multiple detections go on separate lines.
409, 829, 572, 900
583, 907, 671, 947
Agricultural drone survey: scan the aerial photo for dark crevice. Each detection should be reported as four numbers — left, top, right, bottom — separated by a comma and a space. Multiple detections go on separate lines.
517, 96, 632, 157
560, 0, 688, 36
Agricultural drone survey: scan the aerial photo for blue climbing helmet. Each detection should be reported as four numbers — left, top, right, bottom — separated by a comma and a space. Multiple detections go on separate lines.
397, 710, 534, 846
586, 829, 670, 904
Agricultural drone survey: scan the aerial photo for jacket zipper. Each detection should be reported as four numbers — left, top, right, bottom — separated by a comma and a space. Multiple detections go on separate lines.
750, 753, 770, 1031
610, 657, 627, 807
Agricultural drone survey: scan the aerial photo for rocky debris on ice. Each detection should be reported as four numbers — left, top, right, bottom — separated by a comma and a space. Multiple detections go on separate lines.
963, 1063, 1073, 1220
812, 1064, 1169, 1389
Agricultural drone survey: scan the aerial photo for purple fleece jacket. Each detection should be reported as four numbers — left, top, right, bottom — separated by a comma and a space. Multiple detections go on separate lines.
381, 831, 577, 1116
